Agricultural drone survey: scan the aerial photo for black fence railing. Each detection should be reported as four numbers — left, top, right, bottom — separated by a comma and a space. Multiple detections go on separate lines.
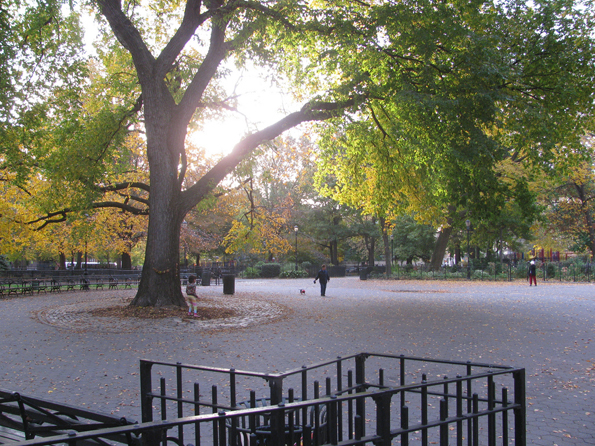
138, 352, 526, 446
0, 388, 139, 444
3, 353, 526, 446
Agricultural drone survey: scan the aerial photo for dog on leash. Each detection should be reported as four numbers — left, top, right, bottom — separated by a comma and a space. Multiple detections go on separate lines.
299, 289, 306, 295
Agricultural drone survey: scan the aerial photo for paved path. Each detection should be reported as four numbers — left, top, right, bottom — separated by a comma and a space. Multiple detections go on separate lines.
0, 278, 593, 445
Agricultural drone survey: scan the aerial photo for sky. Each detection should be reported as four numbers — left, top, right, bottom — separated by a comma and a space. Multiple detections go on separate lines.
189, 68, 295, 158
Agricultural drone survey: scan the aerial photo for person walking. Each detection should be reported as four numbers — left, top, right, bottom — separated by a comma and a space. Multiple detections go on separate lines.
314, 264, 331, 296
528, 260, 537, 286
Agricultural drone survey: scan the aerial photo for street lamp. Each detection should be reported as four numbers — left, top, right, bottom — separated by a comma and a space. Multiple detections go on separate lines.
466, 219, 471, 280
294, 225, 298, 271
390, 234, 394, 276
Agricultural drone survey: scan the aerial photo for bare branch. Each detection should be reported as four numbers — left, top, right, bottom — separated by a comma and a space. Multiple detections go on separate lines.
99, 181, 150, 193
92, 201, 149, 214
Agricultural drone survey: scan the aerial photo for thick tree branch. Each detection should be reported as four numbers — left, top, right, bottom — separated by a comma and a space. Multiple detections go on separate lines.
92, 201, 150, 214
99, 181, 150, 193
180, 96, 364, 213
26, 210, 69, 230
96, 0, 156, 85
176, 16, 229, 123
155, 0, 212, 79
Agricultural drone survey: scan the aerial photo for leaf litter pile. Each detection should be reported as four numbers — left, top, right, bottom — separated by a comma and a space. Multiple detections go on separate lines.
90, 304, 237, 321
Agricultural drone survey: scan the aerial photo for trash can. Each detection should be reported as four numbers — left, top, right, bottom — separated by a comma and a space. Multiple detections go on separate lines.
201, 271, 211, 286
359, 268, 368, 281
223, 274, 235, 295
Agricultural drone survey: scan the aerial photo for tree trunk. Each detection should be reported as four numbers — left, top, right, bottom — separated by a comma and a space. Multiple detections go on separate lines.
121, 252, 132, 270
130, 105, 187, 307
330, 239, 339, 265
367, 237, 375, 267
429, 226, 453, 270
132, 210, 186, 307
59, 252, 66, 270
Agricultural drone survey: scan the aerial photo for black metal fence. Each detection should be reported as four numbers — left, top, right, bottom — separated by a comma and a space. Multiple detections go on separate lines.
4, 353, 525, 446
138, 352, 525, 446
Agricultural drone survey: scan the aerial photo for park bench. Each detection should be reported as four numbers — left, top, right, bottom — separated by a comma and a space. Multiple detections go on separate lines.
49, 278, 62, 293
65, 279, 76, 291
5, 281, 26, 296
31, 280, 47, 294
0, 389, 140, 445
20, 281, 33, 295
92, 277, 105, 290
109, 277, 119, 289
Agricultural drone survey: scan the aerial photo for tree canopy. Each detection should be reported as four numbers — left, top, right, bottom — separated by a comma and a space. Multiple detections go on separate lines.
0, 0, 593, 305
314, 0, 595, 254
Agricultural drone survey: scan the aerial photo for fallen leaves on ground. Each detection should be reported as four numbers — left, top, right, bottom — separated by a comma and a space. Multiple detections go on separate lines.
89, 305, 237, 320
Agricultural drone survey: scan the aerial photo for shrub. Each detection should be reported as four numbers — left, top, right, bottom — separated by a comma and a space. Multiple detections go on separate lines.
515, 263, 528, 279
261, 263, 281, 278
244, 267, 261, 278
279, 270, 309, 278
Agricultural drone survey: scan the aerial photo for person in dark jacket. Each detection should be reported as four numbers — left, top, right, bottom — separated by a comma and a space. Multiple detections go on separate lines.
314, 264, 331, 296
528, 260, 537, 286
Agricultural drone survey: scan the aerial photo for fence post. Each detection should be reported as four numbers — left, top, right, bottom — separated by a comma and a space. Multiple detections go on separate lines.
355, 354, 367, 437
139, 360, 154, 423
513, 369, 527, 446
269, 376, 283, 405
374, 392, 392, 446
139, 359, 162, 446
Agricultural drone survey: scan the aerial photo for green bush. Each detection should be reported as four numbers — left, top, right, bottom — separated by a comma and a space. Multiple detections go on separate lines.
244, 267, 260, 278
279, 270, 309, 278
546, 263, 556, 279
515, 263, 528, 279
301, 261, 312, 270
261, 263, 281, 278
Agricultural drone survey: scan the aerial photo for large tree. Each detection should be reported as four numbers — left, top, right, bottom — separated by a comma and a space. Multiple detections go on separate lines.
314, 0, 595, 268
2, 0, 366, 306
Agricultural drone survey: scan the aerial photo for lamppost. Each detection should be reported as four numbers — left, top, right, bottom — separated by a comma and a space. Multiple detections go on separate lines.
466, 219, 471, 280
83, 213, 89, 274
390, 234, 394, 276
294, 225, 298, 271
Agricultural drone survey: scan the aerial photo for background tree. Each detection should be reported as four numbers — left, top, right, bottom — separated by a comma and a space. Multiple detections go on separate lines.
314, 0, 595, 269
541, 157, 595, 255
392, 215, 436, 265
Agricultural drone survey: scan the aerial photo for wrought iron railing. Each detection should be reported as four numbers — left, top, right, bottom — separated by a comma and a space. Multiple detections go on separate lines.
4, 353, 526, 446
